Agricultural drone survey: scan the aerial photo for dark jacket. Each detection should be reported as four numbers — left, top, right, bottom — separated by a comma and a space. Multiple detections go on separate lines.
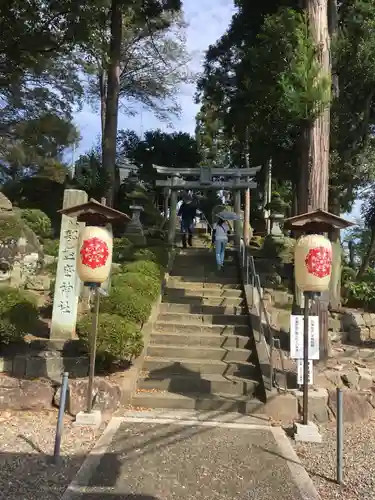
178, 202, 196, 223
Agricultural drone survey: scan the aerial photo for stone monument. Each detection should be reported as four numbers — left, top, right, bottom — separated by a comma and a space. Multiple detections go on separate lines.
50, 189, 88, 340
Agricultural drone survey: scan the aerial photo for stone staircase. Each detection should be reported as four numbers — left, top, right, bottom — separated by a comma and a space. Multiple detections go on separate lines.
132, 233, 263, 413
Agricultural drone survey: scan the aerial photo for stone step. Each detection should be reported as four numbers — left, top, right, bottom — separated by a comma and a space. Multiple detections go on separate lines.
159, 303, 245, 315
132, 391, 261, 413
162, 294, 243, 307
150, 332, 250, 349
147, 345, 250, 362
154, 321, 250, 336
167, 278, 242, 289
170, 269, 239, 279
138, 373, 258, 396
143, 356, 255, 377
157, 312, 248, 326
164, 286, 243, 298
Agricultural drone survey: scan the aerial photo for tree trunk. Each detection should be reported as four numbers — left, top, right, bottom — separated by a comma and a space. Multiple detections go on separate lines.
303, 0, 331, 360
99, 69, 107, 150
102, 0, 122, 207
357, 227, 375, 280
304, 0, 330, 212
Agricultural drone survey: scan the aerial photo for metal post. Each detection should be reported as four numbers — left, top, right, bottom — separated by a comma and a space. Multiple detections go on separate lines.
86, 286, 100, 413
336, 388, 343, 484
168, 176, 178, 245
303, 291, 310, 425
246, 255, 249, 285
54, 372, 69, 459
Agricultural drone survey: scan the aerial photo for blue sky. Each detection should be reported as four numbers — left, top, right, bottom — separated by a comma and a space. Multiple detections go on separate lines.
73, 0, 236, 155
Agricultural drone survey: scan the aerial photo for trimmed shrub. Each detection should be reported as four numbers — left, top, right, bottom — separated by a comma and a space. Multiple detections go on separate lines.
122, 259, 162, 280
76, 313, 143, 369
100, 284, 152, 324
20, 209, 53, 240
113, 237, 134, 263
133, 247, 169, 267
0, 288, 39, 341
112, 272, 160, 301
43, 239, 59, 257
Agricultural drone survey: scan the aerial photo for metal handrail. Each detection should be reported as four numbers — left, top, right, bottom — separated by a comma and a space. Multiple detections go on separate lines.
240, 246, 287, 391
198, 210, 212, 234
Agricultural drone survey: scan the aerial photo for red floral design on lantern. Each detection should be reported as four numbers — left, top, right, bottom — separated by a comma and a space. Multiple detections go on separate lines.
305, 246, 332, 278
80, 237, 109, 269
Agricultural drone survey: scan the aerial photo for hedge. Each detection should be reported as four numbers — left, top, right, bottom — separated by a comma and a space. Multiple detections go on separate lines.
0, 288, 39, 343
76, 313, 143, 369
111, 271, 160, 301
100, 283, 152, 324
122, 259, 163, 281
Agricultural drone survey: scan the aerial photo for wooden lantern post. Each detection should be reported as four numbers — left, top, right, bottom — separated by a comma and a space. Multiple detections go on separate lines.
58, 199, 130, 415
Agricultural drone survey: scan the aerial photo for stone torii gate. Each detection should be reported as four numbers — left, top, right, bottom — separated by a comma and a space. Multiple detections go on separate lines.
154, 165, 261, 245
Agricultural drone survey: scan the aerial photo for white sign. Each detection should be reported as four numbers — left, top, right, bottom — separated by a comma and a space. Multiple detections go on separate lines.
297, 359, 314, 385
290, 315, 320, 360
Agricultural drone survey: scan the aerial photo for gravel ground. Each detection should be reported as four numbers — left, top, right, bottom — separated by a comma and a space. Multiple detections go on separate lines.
294, 419, 375, 500
0, 410, 105, 500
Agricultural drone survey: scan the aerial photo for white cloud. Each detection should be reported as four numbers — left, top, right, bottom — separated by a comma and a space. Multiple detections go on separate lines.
73, 0, 235, 155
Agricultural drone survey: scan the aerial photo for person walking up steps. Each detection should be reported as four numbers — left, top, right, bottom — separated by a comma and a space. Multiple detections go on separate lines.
212, 217, 230, 270
178, 196, 197, 248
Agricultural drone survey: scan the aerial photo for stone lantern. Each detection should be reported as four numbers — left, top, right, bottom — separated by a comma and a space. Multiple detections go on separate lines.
265, 192, 288, 237
125, 174, 148, 243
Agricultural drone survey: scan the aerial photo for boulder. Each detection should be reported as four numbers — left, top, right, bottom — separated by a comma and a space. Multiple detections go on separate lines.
54, 377, 123, 416
328, 389, 374, 422
0, 375, 53, 410
25, 274, 51, 291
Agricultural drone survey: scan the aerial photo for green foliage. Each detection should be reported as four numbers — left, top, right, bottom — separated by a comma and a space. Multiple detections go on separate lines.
112, 272, 160, 301
100, 284, 152, 325
43, 239, 59, 257
133, 246, 169, 267
262, 236, 295, 264
76, 313, 143, 370
249, 236, 263, 249
112, 237, 134, 263
122, 259, 163, 280
20, 209, 52, 240
344, 268, 375, 310
0, 215, 25, 240
0, 288, 39, 342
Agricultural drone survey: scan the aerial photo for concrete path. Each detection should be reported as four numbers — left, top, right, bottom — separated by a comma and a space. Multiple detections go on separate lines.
63, 410, 321, 500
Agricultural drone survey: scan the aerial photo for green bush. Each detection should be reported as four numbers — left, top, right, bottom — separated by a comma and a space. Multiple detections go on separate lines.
0, 319, 23, 344
122, 259, 162, 280
0, 288, 39, 342
20, 209, 53, 240
112, 272, 160, 301
100, 284, 152, 324
0, 215, 25, 240
112, 237, 134, 262
344, 268, 375, 310
43, 239, 59, 257
76, 313, 143, 369
133, 246, 169, 267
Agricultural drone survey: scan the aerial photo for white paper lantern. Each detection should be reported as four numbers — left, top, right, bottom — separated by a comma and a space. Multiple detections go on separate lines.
77, 226, 113, 284
294, 234, 332, 293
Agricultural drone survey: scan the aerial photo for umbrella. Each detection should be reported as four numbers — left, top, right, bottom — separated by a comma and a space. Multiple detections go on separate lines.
216, 211, 242, 221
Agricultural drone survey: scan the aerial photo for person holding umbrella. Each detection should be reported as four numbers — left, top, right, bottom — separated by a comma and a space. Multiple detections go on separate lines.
212, 216, 231, 271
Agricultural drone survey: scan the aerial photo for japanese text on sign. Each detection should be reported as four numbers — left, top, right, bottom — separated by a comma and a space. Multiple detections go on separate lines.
297, 359, 313, 385
290, 315, 319, 360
